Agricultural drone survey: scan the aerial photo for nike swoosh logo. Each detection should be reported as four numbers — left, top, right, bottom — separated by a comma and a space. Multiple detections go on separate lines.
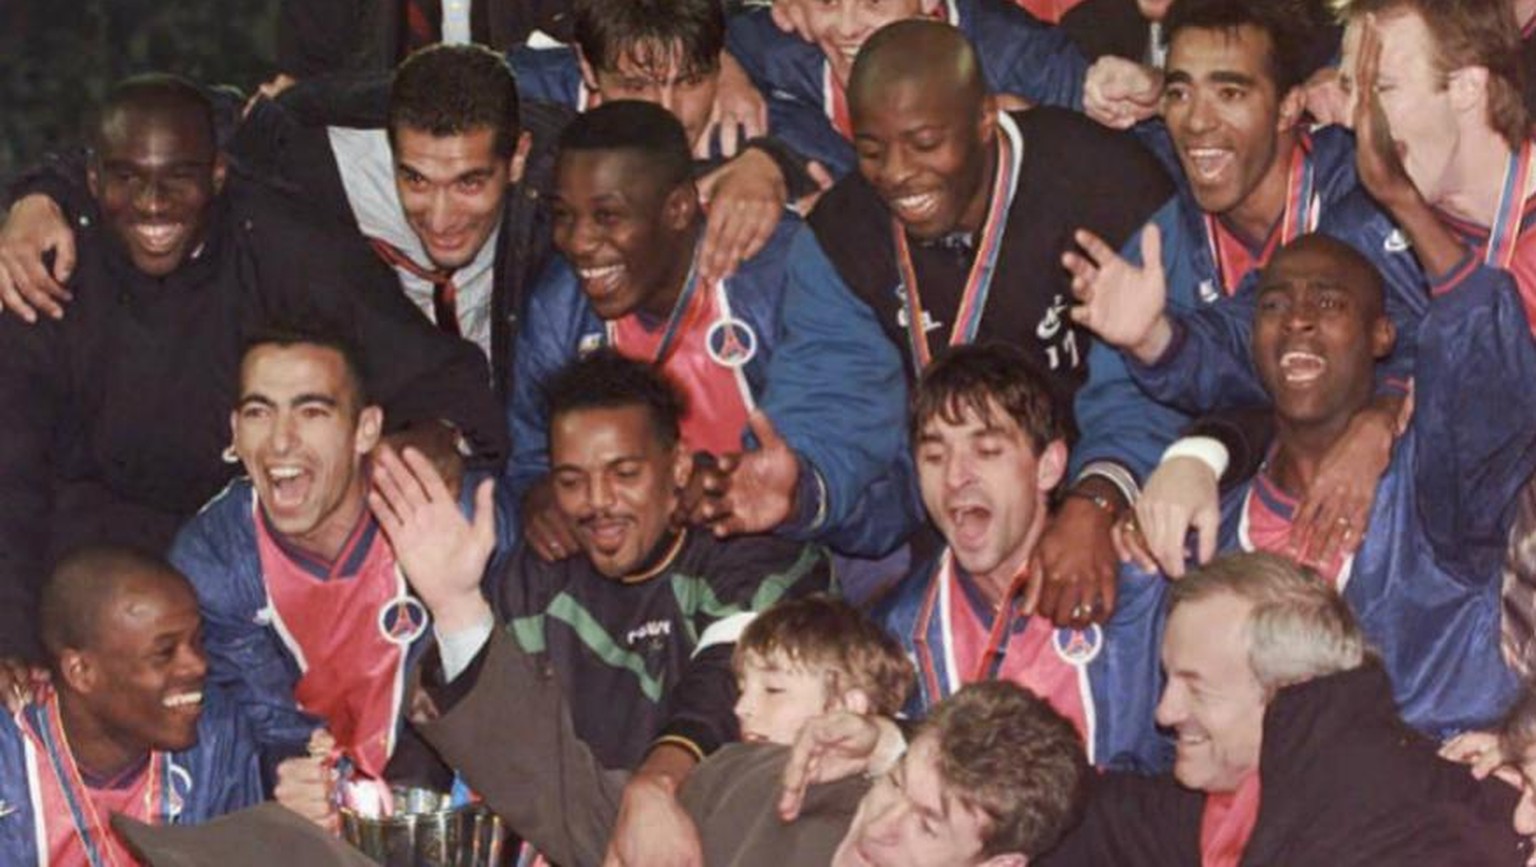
1383, 230, 1410, 252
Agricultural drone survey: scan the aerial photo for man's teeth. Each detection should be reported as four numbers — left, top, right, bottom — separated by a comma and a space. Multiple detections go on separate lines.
268, 466, 303, 480
163, 691, 203, 709
1279, 351, 1327, 383
579, 264, 623, 281
893, 192, 939, 220
135, 224, 181, 249
1186, 148, 1233, 181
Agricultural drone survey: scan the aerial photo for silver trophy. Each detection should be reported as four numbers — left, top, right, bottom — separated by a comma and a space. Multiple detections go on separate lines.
340, 783, 506, 866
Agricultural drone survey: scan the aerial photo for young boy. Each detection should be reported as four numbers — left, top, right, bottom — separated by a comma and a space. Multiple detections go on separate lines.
273, 592, 914, 867
733, 595, 914, 745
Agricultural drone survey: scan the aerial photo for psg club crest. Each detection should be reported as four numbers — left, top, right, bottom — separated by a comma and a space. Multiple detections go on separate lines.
1052, 624, 1104, 667
377, 595, 430, 646
705, 317, 757, 368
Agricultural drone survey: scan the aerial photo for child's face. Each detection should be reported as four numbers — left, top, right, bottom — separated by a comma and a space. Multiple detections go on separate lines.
734, 651, 834, 745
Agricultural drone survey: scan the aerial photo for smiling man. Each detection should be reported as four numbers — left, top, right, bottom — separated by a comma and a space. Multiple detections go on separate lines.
510, 100, 913, 566
805, 20, 1172, 628
1085, 233, 1535, 738
1064, 0, 1430, 580
434, 352, 828, 864
1040, 552, 1525, 866
0, 74, 503, 664
168, 329, 498, 782
724, 0, 1091, 175
0, 547, 263, 864
874, 344, 1168, 773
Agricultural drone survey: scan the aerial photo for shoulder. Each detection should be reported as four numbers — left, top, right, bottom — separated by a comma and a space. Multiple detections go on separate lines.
737, 211, 807, 277
170, 481, 257, 582
1018, 109, 1167, 179
871, 558, 939, 630
960, 0, 1053, 35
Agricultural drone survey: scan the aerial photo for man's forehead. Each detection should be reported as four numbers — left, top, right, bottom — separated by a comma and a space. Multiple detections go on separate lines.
551, 404, 662, 455
394, 124, 503, 166
920, 396, 1024, 439
1262, 243, 1375, 294
97, 107, 216, 164
240, 344, 352, 395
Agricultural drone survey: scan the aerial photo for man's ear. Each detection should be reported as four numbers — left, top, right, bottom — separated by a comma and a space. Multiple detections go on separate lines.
576, 48, 603, 103
1447, 65, 1490, 115
672, 445, 693, 491
1276, 85, 1305, 132
1036, 439, 1069, 497
977, 93, 999, 143
508, 131, 533, 185
833, 687, 872, 716
1371, 315, 1397, 360
665, 182, 699, 231
211, 152, 228, 196
355, 406, 384, 455
58, 648, 96, 695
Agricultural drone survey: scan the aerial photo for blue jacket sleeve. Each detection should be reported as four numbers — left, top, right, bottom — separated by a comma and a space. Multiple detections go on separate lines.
965, 0, 1088, 110
168, 497, 319, 763
1070, 199, 1199, 488
505, 259, 587, 507
1414, 263, 1536, 579
760, 226, 910, 540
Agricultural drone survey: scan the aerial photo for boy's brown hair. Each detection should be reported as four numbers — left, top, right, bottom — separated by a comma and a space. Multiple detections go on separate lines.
733, 596, 915, 716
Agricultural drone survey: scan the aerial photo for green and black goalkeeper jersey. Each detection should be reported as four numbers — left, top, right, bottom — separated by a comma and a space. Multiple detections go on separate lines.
492, 529, 830, 770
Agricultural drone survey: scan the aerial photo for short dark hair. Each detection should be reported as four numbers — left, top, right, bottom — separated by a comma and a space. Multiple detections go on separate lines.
911, 343, 1067, 452
922, 681, 1090, 857
240, 324, 371, 408
93, 73, 216, 157
1164, 0, 1336, 93
40, 546, 192, 665
573, 0, 724, 78
545, 350, 685, 449
733, 596, 915, 717
557, 100, 695, 191
389, 43, 521, 158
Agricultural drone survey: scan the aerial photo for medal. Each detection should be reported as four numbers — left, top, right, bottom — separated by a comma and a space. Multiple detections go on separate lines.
604, 243, 705, 367
1484, 139, 1535, 270
26, 697, 176, 867
1203, 133, 1318, 296
891, 112, 1023, 371
912, 549, 1030, 700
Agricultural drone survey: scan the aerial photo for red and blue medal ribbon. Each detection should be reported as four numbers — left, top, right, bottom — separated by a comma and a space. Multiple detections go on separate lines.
25, 698, 172, 867
892, 113, 1022, 372
1484, 139, 1535, 270
605, 243, 705, 366
911, 549, 1029, 701
1203, 134, 1318, 295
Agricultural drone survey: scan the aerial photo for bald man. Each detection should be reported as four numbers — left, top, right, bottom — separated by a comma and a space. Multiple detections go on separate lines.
0, 73, 505, 661
806, 20, 1172, 627
0, 546, 263, 864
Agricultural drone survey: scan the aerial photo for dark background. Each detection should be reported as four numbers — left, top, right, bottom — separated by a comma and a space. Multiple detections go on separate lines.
1, 0, 282, 185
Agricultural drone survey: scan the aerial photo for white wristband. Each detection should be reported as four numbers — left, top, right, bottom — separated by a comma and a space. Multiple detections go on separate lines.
1159, 436, 1229, 480
436, 611, 495, 683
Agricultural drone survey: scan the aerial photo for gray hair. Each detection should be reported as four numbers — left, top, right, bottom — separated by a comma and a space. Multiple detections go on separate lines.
1170, 552, 1366, 692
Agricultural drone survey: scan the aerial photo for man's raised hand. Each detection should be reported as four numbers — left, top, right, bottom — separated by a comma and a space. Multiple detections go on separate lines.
1064, 224, 1174, 364
368, 444, 495, 632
